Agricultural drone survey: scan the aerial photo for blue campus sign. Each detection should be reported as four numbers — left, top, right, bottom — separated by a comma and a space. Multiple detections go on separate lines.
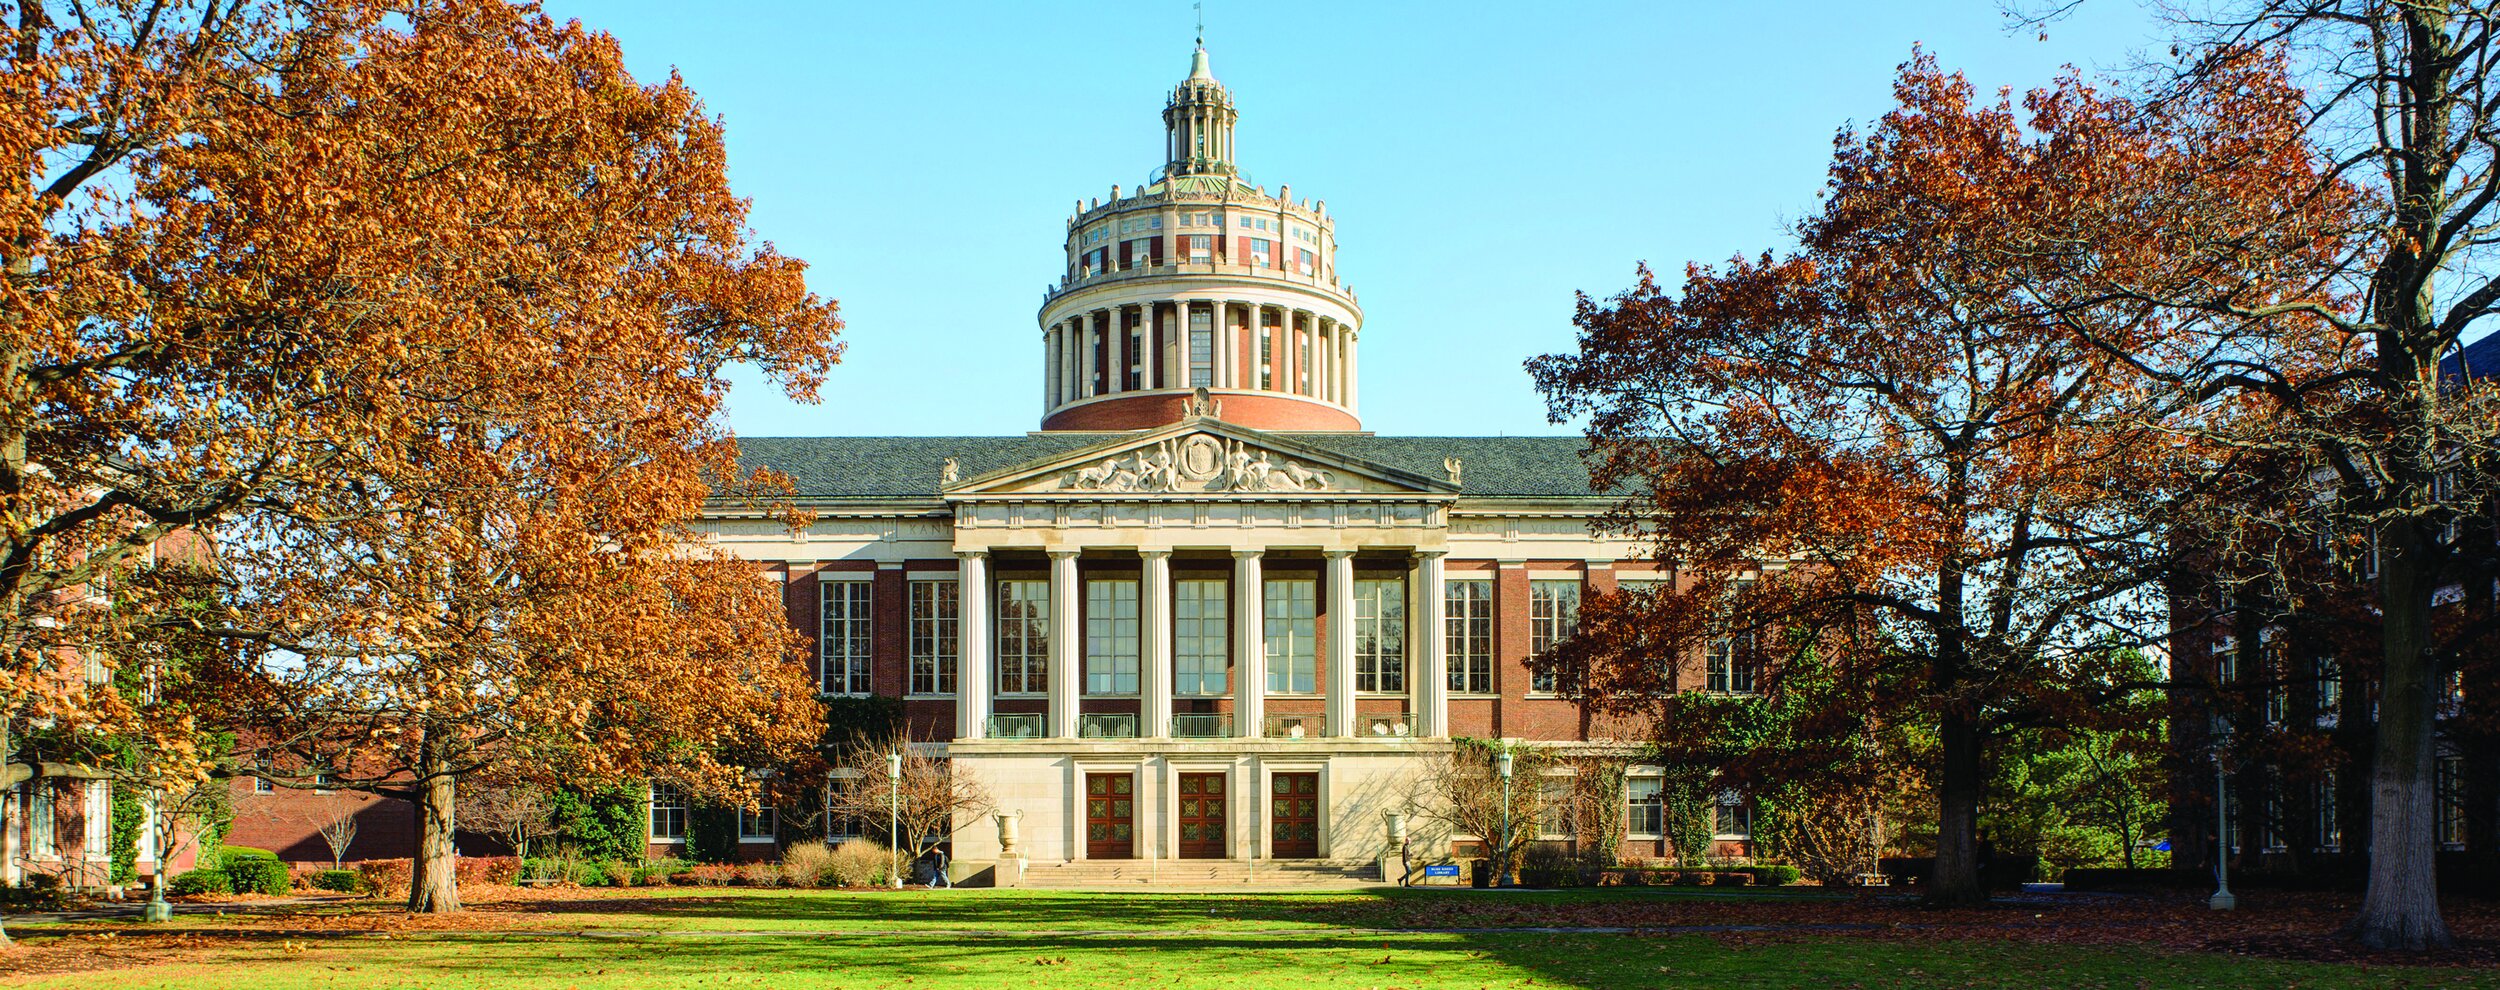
1423, 864, 1461, 878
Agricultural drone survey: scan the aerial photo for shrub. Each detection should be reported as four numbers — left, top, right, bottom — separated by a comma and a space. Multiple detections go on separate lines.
1714, 871, 1754, 887
670, 863, 743, 887
781, 843, 837, 888
1, 874, 66, 910
222, 853, 290, 895
355, 858, 413, 898
603, 860, 636, 887
1750, 864, 1802, 887
166, 869, 233, 896
1675, 871, 1713, 886
311, 869, 364, 893
632, 858, 684, 886
547, 786, 647, 863
825, 840, 890, 888
737, 862, 783, 888
457, 856, 523, 886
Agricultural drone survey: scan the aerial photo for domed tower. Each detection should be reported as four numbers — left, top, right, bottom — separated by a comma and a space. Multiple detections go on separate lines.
1037, 46, 1362, 432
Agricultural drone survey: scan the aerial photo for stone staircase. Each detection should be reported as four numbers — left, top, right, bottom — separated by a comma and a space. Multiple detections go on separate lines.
1021, 858, 1380, 887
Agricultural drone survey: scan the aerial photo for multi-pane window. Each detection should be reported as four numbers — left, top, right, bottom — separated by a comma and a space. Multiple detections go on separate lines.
1187, 234, 1212, 261
1626, 777, 1664, 837
1354, 577, 1405, 693
1713, 794, 1753, 839
2314, 771, 2341, 852
908, 580, 958, 695
1706, 632, 1757, 694
1446, 579, 1494, 694
1258, 326, 1275, 389
1174, 578, 1229, 696
1529, 580, 1580, 693
29, 784, 53, 858
649, 783, 687, 842
997, 579, 1051, 695
2314, 653, 2341, 716
254, 777, 275, 794
1249, 237, 1272, 267
1265, 577, 1317, 694
820, 580, 873, 696
1295, 247, 1316, 274
1537, 777, 1576, 839
83, 781, 109, 858
824, 771, 864, 844
1188, 308, 1214, 387
2436, 755, 2467, 849
739, 804, 778, 842
1086, 578, 1140, 695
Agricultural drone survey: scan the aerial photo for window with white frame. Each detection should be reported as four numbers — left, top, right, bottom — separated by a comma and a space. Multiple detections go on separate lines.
739, 804, 778, 843
1249, 237, 1272, 267
2313, 653, 2341, 716
84, 781, 110, 859
1529, 580, 1579, 693
2260, 785, 2287, 852
1086, 578, 1140, 695
1625, 777, 1664, 837
1187, 234, 1212, 261
996, 579, 1050, 695
820, 579, 872, 695
1445, 579, 1493, 694
1258, 326, 1274, 389
29, 784, 54, 858
908, 579, 958, 695
824, 770, 864, 844
1537, 776, 1576, 839
1353, 576, 1405, 693
1174, 578, 1229, 696
1705, 632, 1757, 694
1713, 794, 1753, 840
1264, 576, 1317, 694
649, 783, 687, 843
2314, 771, 2341, 852
1187, 308, 1214, 387
254, 776, 275, 794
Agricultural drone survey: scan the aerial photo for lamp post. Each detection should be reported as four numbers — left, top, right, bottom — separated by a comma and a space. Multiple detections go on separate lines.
2209, 715, 2235, 911
142, 788, 171, 923
1495, 746, 1515, 889
887, 750, 904, 890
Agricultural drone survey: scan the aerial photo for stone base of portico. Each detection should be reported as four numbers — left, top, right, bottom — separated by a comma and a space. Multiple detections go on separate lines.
943, 740, 1453, 871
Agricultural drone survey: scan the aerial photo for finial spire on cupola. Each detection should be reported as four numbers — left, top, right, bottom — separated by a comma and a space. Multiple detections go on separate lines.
1163, 15, 1237, 180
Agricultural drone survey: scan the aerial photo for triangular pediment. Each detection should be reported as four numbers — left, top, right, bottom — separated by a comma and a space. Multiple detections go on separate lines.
946, 418, 1452, 499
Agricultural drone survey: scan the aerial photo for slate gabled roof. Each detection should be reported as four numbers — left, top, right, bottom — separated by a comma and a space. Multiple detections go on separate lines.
2442, 331, 2500, 385
731, 434, 1607, 500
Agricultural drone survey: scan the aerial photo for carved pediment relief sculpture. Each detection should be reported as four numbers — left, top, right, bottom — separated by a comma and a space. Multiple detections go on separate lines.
1062, 435, 1336, 494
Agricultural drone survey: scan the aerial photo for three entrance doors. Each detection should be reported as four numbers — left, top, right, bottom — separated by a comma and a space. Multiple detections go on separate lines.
1083, 770, 1320, 859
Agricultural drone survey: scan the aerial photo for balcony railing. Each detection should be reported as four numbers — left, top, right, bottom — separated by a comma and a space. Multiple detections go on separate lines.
1358, 712, 1418, 739
1044, 257, 1354, 306
1078, 713, 1139, 739
1263, 713, 1323, 740
1169, 713, 1233, 739
986, 713, 1044, 739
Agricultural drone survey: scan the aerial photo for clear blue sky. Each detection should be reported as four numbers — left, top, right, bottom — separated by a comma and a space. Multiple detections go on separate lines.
539, 1, 2168, 438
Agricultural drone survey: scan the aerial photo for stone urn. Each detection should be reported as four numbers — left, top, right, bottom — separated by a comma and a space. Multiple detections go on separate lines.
994, 810, 1023, 855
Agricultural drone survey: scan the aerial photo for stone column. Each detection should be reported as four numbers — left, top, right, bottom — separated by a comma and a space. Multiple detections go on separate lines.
1141, 550, 1173, 738
1325, 550, 1358, 737
1101, 308, 1123, 395
1217, 301, 1237, 389
1414, 550, 1447, 737
1044, 326, 1060, 409
1080, 316, 1099, 399
1233, 549, 1265, 737
1049, 549, 1081, 738
1345, 328, 1359, 412
1299, 311, 1317, 396
956, 551, 991, 739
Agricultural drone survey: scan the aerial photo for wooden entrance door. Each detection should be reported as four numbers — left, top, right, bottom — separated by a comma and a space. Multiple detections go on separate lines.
1269, 772, 1319, 858
1084, 773, 1135, 859
1176, 772, 1229, 859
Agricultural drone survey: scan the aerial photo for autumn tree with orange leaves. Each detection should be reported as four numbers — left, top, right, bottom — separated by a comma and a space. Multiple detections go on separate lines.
5, 0, 839, 916
1530, 52, 2344, 907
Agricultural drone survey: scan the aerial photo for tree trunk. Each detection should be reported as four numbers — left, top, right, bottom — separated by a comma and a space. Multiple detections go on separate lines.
1928, 709, 1987, 907
406, 734, 460, 914
0, 714, 13, 947
2348, 531, 2452, 950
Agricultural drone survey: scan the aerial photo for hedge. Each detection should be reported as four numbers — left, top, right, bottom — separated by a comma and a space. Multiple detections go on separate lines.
166, 869, 233, 896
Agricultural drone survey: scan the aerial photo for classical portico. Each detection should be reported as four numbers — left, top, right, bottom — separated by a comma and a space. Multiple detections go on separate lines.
943, 414, 1455, 745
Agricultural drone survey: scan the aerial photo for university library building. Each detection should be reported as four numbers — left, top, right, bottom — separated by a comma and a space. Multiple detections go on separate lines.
204, 46, 1745, 883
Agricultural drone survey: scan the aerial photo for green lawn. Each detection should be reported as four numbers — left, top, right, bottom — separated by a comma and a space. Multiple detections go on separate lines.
6, 888, 2492, 989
